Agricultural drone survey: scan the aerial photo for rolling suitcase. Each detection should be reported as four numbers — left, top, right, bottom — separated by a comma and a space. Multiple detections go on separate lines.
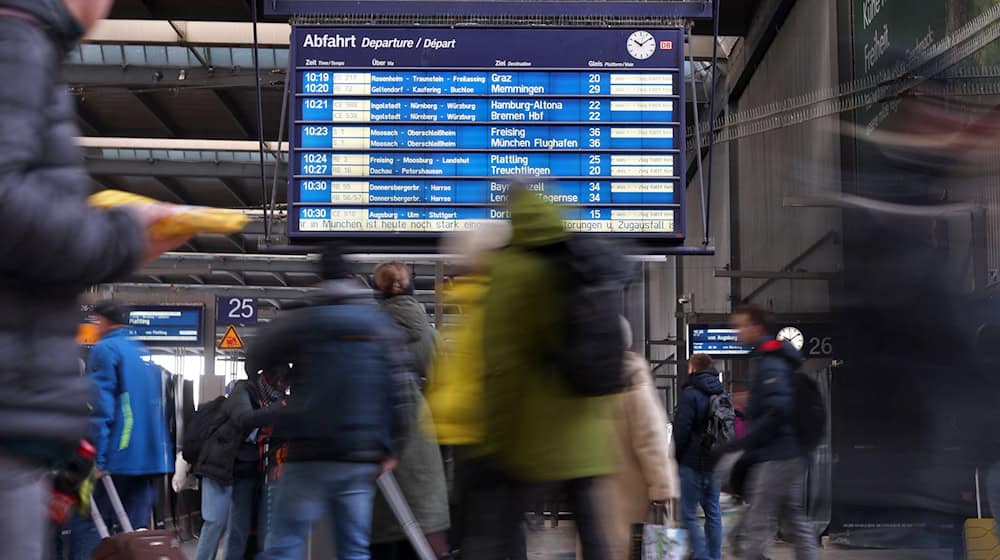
90, 475, 186, 559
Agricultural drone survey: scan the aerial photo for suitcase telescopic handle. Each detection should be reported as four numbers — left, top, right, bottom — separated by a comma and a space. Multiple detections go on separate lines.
89, 475, 136, 537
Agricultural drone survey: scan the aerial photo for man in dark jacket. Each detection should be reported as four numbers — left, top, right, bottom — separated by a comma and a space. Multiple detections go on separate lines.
673, 354, 725, 560
192, 377, 271, 560
247, 244, 418, 560
0, 1, 185, 556
730, 304, 816, 560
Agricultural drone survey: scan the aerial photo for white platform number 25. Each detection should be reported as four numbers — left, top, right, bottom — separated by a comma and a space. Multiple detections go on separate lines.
223, 297, 256, 323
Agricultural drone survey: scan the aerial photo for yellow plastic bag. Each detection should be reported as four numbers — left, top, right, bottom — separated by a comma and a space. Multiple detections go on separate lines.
88, 190, 250, 238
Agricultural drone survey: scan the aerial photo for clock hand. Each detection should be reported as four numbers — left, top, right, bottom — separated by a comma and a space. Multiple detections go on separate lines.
641, 37, 655, 46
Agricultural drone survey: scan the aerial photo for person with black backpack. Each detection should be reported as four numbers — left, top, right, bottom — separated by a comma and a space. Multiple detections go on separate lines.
477, 185, 627, 560
727, 304, 818, 560
673, 354, 731, 560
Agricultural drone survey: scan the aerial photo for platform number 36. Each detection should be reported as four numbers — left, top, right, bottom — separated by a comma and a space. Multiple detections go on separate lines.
218, 297, 257, 325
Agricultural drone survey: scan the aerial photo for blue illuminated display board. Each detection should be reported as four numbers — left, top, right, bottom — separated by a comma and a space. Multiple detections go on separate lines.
127, 306, 204, 346
289, 27, 686, 244
688, 325, 752, 358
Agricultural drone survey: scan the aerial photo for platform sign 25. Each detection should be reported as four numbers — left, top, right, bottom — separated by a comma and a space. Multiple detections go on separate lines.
217, 297, 257, 326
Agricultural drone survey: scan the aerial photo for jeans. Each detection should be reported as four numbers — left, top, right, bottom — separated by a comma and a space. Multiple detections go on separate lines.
735, 458, 817, 560
0, 453, 47, 560
258, 461, 379, 560
195, 477, 258, 560
69, 475, 158, 560
679, 466, 722, 560
226, 478, 257, 559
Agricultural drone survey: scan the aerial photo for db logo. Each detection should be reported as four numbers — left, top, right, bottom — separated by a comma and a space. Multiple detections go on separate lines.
659, 40, 673, 50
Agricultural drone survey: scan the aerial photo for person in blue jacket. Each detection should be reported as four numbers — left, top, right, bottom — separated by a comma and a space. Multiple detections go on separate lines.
729, 304, 815, 560
70, 301, 174, 558
673, 354, 725, 560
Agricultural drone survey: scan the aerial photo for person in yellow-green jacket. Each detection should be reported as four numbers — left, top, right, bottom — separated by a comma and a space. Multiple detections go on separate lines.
471, 185, 617, 560
424, 222, 513, 558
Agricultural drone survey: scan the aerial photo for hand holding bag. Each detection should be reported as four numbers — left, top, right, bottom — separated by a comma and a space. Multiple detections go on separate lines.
629, 502, 688, 560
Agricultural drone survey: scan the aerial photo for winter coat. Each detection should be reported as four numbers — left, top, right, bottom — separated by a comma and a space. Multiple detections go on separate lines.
87, 329, 173, 475
745, 338, 804, 462
371, 390, 450, 543
375, 288, 450, 542
673, 368, 726, 471
193, 380, 257, 485
0, 1, 144, 464
381, 295, 438, 378
245, 280, 419, 464
602, 352, 680, 560
423, 276, 490, 446
483, 189, 616, 482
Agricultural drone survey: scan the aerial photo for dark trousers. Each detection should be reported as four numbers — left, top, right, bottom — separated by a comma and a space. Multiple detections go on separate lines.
461, 458, 607, 560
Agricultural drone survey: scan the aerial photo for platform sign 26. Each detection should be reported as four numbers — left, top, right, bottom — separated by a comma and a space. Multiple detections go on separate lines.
217, 297, 257, 326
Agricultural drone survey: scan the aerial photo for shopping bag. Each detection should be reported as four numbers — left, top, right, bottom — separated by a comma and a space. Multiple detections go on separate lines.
965, 468, 1000, 560
629, 503, 688, 560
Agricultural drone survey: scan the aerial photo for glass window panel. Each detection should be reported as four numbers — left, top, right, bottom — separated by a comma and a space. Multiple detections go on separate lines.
124, 45, 146, 65
100, 45, 123, 65
232, 48, 254, 68
209, 47, 232, 67
80, 44, 103, 64
275, 49, 289, 68
146, 46, 167, 65
167, 46, 189, 67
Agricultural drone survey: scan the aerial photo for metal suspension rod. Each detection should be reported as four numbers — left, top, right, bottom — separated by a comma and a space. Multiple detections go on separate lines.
268, 76, 290, 244
251, 0, 270, 242
687, 27, 709, 247
705, 0, 721, 241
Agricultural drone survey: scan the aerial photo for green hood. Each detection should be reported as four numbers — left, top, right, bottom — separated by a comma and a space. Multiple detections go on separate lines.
509, 189, 567, 248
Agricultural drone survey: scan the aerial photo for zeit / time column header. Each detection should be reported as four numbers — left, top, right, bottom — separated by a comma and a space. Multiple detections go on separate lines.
289, 27, 686, 244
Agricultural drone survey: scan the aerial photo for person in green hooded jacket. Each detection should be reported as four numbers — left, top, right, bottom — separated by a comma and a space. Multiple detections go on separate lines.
476, 185, 617, 560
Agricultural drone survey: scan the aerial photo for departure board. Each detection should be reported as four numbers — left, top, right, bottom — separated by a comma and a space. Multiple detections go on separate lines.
288, 27, 686, 245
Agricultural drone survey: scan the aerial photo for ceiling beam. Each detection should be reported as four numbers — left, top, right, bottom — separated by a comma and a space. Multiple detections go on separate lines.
151, 176, 191, 204
726, 0, 799, 104
219, 177, 252, 207
131, 91, 182, 137
65, 65, 284, 90
214, 90, 255, 139
86, 158, 287, 179
75, 101, 105, 136
107, 282, 315, 300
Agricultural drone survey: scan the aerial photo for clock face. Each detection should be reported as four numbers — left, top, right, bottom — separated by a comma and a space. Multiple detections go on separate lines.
627, 31, 656, 60
777, 326, 805, 351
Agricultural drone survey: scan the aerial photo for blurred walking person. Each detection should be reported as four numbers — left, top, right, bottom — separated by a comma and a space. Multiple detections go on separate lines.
597, 318, 680, 560
423, 225, 518, 559
248, 244, 418, 560
478, 188, 620, 560
71, 302, 174, 558
729, 304, 816, 560
0, 1, 184, 556
674, 354, 728, 560
372, 262, 451, 559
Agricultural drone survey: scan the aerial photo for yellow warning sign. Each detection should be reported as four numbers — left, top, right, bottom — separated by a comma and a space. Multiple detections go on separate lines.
218, 325, 244, 350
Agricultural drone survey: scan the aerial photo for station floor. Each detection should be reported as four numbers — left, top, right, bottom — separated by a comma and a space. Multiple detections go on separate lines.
180, 524, 953, 559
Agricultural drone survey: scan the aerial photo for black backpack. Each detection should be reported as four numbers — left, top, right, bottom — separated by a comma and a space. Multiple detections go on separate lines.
532, 236, 631, 396
793, 372, 827, 452
701, 392, 737, 452
181, 395, 228, 464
